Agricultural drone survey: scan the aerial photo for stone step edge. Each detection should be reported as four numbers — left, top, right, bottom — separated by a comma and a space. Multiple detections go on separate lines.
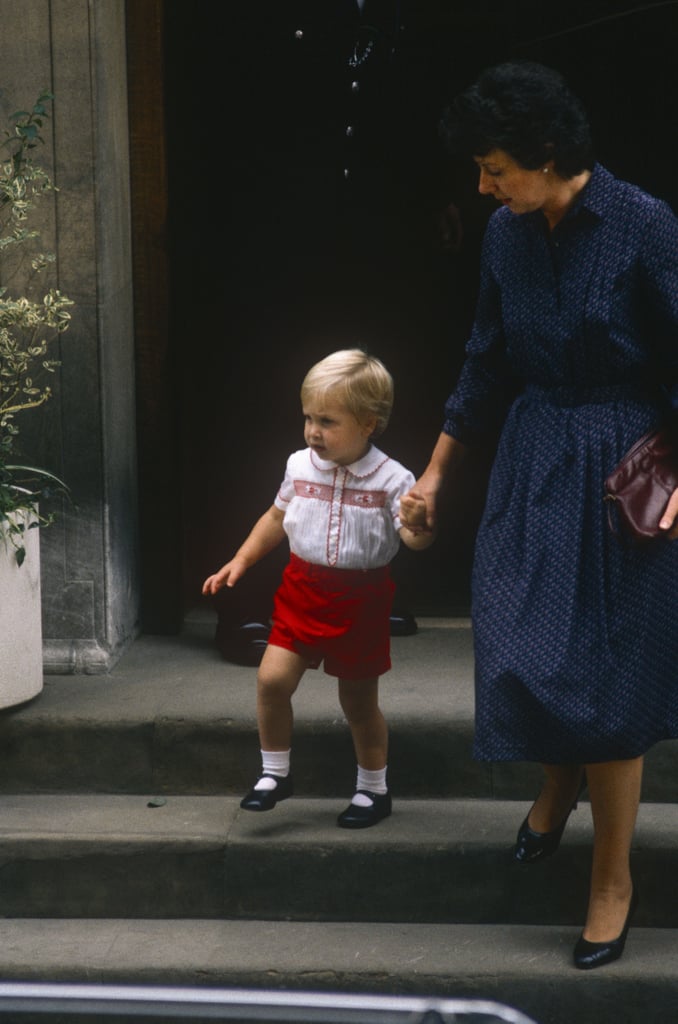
0, 918, 675, 1024
0, 917, 673, 982
0, 793, 674, 928
0, 793, 676, 852
2, 715, 678, 803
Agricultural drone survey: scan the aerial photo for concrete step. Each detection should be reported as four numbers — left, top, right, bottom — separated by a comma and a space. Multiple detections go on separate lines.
3, 618, 678, 801
0, 794, 675, 927
1, 621, 675, 1024
0, 917, 676, 1024
0, 621, 477, 797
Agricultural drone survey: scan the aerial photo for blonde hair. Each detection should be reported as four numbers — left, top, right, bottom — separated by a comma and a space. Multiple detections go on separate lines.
301, 349, 394, 437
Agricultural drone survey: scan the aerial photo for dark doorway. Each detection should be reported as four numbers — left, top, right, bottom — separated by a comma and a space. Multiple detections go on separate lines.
134, 0, 678, 632
162, 1, 495, 629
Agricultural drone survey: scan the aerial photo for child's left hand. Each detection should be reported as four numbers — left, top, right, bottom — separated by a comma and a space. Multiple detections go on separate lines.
400, 492, 431, 533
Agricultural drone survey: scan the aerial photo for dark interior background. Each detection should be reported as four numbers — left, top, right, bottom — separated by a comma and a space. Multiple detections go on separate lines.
161, 0, 678, 627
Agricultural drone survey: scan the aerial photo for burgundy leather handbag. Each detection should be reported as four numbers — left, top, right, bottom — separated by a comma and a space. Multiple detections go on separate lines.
604, 425, 678, 542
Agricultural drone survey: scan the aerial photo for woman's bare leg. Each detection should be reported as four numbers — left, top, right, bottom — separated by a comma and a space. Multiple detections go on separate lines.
582, 756, 642, 941
528, 762, 584, 832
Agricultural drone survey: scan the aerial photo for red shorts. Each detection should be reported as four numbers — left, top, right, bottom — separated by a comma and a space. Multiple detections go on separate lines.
268, 553, 395, 680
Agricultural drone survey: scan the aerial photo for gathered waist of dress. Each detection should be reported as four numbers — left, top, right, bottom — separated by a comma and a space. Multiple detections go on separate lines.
522, 382, 660, 408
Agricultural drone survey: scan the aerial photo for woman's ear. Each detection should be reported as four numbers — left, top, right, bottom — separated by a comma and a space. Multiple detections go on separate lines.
542, 143, 555, 173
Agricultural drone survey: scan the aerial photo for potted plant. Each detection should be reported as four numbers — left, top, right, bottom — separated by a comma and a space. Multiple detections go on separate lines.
0, 92, 73, 707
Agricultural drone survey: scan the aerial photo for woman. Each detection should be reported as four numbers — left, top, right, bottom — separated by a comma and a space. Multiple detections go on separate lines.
403, 61, 678, 969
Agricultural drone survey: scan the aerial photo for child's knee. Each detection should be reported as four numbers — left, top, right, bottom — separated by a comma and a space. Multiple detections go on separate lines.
339, 678, 379, 715
257, 668, 283, 696
341, 693, 381, 728
257, 665, 298, 704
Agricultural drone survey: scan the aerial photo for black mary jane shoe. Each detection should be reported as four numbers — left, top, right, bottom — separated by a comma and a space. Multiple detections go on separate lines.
513, 778, 586, 864
574, 886, 638, 970
337, 790, 392, 829
240, 773, 293, 811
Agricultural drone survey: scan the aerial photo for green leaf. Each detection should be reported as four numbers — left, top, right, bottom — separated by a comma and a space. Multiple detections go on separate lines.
5, 464, 69, 492
1, 90, 71, 554
17, 124, 39, 141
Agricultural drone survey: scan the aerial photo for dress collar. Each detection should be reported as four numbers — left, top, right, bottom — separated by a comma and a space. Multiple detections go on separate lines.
566, 162, 613, 219
524, 163, 610, 234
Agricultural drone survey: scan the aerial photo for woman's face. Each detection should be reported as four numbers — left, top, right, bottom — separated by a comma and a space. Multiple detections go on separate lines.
474, 149, 552, 215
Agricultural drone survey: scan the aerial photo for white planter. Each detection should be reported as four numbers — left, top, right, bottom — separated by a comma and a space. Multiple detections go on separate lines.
0, 514, 43, 708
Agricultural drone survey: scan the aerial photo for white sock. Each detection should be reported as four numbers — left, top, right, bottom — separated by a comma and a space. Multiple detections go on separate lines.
352, 765, 387, 805
254, 749, 291, 791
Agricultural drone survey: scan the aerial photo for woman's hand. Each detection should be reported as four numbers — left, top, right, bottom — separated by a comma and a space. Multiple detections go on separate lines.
403, 432, 466, 533
399, 491, 435, 550
399, 491, 430, 533
659, 486, 678, 540
402, 469, 444, 533
399, 490, 436, 550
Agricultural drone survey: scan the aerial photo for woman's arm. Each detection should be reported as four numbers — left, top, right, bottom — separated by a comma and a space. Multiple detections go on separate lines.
202, 505, 287, 594
401, 432, 467, 533
638, 203, 678, 538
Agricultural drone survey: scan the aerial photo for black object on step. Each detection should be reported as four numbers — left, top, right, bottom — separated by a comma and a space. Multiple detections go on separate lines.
215, 619, 270, 666
390, 609, 418, 636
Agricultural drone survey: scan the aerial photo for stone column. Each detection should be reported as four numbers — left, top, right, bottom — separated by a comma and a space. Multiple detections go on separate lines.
0, 0, 139, 672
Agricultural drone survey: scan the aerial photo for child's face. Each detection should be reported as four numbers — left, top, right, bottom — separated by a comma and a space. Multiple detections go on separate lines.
303, 394, 376, 466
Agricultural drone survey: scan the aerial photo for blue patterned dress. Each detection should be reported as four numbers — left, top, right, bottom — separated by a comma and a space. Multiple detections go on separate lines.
444, 164, 678, 764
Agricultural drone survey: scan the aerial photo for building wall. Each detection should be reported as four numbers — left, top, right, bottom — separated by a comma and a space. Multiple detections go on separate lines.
0, 0, 139, 672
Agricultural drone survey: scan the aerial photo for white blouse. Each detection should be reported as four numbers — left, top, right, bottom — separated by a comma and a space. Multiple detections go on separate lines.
274, 446, 415, 569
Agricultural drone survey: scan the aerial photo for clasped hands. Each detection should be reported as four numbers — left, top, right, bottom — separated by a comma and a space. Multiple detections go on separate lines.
399, 490, 434, 535
400, 485, 678, 540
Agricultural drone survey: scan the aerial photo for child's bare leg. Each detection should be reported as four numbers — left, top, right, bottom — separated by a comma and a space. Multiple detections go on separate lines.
338, 677, 387, 770
256, 643, 308, 749
241, 644, 308, 812
337, 677, 391, 829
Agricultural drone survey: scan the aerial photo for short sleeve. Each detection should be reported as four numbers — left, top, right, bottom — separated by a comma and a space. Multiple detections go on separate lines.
274, 456, 295, 510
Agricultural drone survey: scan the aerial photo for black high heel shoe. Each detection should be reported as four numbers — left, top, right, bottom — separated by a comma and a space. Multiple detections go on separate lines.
513, 776, 586, 864
573, 885, 638, 970
513, 811, 571, 864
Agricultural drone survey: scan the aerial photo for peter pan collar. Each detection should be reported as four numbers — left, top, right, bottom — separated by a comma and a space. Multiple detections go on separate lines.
308, 444, 390, 479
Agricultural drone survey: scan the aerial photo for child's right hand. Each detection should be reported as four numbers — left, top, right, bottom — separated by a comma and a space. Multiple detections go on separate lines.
201, 557, 247, 595
202, 505, 285, 596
